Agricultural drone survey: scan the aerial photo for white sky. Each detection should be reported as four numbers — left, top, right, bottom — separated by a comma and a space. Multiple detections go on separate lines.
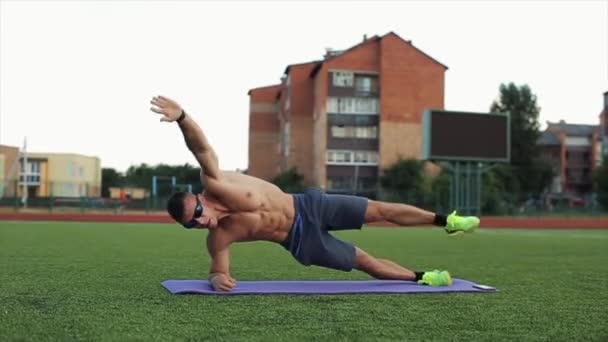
1, 0, 607, 173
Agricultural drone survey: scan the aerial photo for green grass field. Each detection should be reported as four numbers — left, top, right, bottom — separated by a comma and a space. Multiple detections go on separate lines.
1, 221, 607, 341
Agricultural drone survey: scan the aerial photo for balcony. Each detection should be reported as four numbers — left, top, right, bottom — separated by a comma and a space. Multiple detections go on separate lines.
326, 97, 379, 115
326, 150, 379, 166
326, 176, 378, 196
354, 89, 379, 98
19, 174, 41, 185
566, 177, 591, 185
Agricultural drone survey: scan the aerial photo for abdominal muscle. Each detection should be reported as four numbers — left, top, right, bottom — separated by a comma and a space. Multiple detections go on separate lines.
220, 200, 295, 244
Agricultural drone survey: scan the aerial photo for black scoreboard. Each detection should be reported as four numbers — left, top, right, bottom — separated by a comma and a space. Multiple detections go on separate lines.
421, 110, 510, 162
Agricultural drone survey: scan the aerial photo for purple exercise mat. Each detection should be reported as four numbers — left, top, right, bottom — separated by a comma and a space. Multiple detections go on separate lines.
161, 279, 497, 295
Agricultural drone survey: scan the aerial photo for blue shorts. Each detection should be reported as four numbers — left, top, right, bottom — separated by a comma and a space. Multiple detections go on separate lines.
281, 188, 368, 272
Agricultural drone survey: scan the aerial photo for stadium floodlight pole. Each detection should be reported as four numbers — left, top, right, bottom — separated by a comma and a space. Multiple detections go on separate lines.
353, 160, 359, 195
152, 175, 178, 197
151, 175, 178, 209
22, 137, 28, 208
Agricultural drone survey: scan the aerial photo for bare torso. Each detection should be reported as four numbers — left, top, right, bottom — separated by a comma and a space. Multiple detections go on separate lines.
204, 171, 295, 246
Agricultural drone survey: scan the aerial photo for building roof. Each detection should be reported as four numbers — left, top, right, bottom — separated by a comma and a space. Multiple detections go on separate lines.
537, 131, 561, 146
385, 31, 448, 70
309, 35, 381, 77
246, 84, 282, 95
26, 152, 100, 160
283, 60, 322, 76
309, 31, 448, 78
546, 121, 599, 136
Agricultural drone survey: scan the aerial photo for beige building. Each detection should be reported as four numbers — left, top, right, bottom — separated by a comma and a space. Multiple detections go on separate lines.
0, 145, 101, 198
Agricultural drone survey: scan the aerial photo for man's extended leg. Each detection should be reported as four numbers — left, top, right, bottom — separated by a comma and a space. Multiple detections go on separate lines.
363, 200, 479, 234
353, 247, 452, 286
353, 247, 415, 280
364, 200, 436, 226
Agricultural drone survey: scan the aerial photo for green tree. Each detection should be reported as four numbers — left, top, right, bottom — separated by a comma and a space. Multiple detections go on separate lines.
481, 164, 519, 214
379, 159, 427, 205
101, 168, 124, 197
271, 168, 305, 193
124, 163, 154, 188
429, 169, 451, 212
594, 158, 608, 208
490, 83, 553, 199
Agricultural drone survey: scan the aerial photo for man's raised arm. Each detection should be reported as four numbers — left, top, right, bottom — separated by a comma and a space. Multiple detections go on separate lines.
150, 95, 221, 181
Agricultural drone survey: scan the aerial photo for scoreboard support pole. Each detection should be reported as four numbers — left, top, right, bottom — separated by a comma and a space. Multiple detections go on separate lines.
422, 110, 510, 216
440, 162, 496, 216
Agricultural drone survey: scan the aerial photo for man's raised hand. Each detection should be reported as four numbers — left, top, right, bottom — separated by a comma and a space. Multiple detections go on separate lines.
150, 95, 183, 122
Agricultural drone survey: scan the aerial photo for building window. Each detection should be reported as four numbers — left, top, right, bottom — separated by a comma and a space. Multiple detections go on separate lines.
355, 126, 377, 138
284, 82, 291, 111
333, 71, 354, 87
331, 125, 377, 139
19, 160, 41, 184
332, 126, 347, 138
583, 168, 590, 179
327, 177, 352, 191
357, 177, 377, 191
355, 76, 378, 94
327, 150, 351, 163
327, 97, 379, 114
353, 151, 378, 163
326, 150, 378, 165
283, 122, 290, 157
354, 98, 377, 113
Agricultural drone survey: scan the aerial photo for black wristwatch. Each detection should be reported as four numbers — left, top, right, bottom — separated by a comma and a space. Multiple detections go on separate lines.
177, 110, 186, 123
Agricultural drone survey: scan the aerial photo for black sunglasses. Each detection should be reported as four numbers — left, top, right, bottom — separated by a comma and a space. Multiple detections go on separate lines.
183, 196, 203, 229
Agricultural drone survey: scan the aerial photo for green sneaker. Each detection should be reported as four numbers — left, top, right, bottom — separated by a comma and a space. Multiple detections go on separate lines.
418, 270, 452, 287
445, 210, 480, 236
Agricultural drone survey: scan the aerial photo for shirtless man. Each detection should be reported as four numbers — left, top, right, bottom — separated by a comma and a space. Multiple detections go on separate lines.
150, 95, 480, 292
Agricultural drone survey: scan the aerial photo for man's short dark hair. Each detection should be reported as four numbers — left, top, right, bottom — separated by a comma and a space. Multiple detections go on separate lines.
166, 192, 189, 222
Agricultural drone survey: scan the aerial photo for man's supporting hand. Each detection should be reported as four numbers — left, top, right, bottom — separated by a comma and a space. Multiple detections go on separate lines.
150, 95, 183, 122
209, 273, 236, 292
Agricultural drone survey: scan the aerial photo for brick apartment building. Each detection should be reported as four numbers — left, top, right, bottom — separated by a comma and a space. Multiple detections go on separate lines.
248, 32, 446, 196
537, 92, 606, 197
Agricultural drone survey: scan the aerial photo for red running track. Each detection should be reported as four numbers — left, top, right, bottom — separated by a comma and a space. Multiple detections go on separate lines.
0, 212, 606, 228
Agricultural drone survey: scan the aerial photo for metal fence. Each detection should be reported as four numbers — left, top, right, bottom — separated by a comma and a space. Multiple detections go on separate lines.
1, 192, 606, 217
1, 180, 606, 216
377, 187, 608, 217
